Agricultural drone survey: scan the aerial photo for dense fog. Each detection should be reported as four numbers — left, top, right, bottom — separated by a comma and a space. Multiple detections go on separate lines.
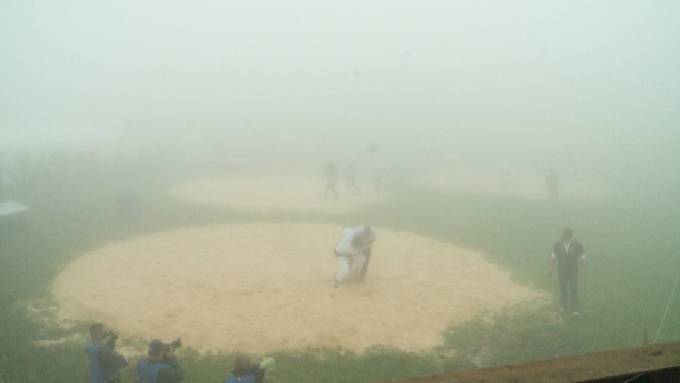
1, 2, 680, 382
2, 1, 679, 189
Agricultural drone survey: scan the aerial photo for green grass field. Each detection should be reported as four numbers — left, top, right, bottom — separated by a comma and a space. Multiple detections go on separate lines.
1, 169, 679, 383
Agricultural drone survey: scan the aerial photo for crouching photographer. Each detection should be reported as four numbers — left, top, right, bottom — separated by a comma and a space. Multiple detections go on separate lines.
86, 323, 128, 383
136, 338, 184, 383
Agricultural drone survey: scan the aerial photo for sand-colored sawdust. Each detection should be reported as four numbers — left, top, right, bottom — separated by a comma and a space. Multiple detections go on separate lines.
421, 171, 609, 200
170, 176, 385, 214
52, 223, 542, 353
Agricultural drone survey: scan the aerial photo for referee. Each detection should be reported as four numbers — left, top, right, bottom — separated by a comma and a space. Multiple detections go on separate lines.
551, 228, 586, 316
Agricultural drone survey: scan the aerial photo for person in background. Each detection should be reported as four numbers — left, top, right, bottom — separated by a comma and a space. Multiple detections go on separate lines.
225, 354, 275, 383
116, 190, 141, 221
367, 142, 384, 192
136, 339, 184, 383
333, 225, 376, 287
323, 161, 339, 199
85, 323, 128, 383
344, 161, 361, 192
0, 168, 16, 199
545, 170, 560, 200
551, 228, 586, 316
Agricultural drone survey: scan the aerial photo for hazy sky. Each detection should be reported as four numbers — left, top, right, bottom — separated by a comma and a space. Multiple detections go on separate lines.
1, 1, 679, 174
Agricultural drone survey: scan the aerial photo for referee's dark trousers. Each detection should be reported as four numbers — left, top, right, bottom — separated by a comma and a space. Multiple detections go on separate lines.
558, 266, 578, 310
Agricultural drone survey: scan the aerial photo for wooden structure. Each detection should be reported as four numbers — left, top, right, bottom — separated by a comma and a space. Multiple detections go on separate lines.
385, 342, 680, 383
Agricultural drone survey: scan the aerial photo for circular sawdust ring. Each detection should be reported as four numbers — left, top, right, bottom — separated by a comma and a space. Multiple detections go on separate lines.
52, 223, 541, 352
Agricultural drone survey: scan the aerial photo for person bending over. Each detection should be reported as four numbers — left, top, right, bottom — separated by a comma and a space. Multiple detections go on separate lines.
333, 225, 376, 286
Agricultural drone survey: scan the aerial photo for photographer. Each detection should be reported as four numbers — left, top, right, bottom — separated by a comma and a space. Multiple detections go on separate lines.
136, 339, 184, 383
86, 323, 128, 383
226, 354, 275, 383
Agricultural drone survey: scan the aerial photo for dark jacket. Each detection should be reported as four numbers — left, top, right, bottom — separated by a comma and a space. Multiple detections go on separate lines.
228, 365, 265, 383
136, 355, 184, 383
553, 241, 585, 274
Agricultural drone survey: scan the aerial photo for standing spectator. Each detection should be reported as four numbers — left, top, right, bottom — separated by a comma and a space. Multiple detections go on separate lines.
323, 161, 339, 199
545, 170, 560, 200
551, 228, 586, 316
344, 162, 361, 192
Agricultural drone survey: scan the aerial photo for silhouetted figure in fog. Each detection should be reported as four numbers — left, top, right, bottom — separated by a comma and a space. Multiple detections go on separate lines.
367, 143, 377, 155
551, 228, 586, 316
344, 162, 361, 192
0, 169, 16, 199
323, 161, 339, 199
367, 142, 384, 192
545, 170, 560, 200
116, 190, 141, 221
373, 173, 384, 193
